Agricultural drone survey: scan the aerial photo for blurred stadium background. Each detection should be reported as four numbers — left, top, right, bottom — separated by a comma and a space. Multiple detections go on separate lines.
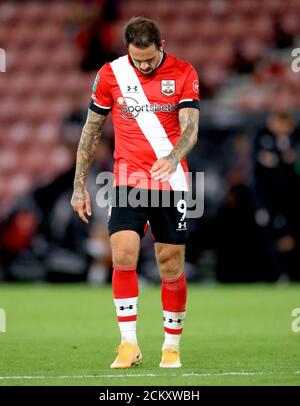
1, 0, 300, 285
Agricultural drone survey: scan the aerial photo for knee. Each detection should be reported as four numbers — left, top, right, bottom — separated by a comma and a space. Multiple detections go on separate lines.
111, 231, 139, 268
157, 251, 184, 280
112, 247, 138, 268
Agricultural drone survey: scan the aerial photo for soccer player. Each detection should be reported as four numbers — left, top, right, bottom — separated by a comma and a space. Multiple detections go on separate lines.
71, 17, 200, 368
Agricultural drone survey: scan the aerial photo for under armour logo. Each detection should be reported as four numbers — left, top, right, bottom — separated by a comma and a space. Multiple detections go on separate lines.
126, 85, 138, 92
119, 305, 134, 311
177, 222, 187, 230
164, 317, 182, 324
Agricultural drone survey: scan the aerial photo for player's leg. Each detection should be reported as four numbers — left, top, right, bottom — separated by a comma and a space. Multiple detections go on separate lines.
148, 191, 188, 367
109, 230, 142, 368
108, 186, 147, 368
155, 243, 187, 368
111, 229, 140, 345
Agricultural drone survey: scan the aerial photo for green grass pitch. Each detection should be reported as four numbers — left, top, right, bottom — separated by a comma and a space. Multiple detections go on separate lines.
0, 283, 299, 386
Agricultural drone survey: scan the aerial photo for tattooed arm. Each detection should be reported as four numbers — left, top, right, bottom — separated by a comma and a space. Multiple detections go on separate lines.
169, 107, 199, 163
71, 109, 108, 223
150, 108, 199, 181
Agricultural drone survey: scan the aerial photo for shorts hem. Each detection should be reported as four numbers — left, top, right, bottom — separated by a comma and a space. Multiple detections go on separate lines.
108, 224, 144, 238
153, 237, 188, 245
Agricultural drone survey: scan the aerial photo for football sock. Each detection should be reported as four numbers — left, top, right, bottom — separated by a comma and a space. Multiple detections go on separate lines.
112, 264, 138, 345
161, 272, 187, 350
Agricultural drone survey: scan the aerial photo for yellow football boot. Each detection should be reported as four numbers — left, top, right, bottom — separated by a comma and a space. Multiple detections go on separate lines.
110, 342, 142, 369
159, 348, 182, 368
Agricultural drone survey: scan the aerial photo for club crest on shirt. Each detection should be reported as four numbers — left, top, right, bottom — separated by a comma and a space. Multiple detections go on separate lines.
161, 80, 175, 96
193, 79, 199, 94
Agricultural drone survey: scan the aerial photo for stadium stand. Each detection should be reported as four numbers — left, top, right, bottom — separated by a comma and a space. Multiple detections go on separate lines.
1, 0, 300, 217
0, 0, 299, 282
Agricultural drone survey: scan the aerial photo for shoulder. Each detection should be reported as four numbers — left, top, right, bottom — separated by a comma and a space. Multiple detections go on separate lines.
93, 62, 118, 91
166, 53, 197, 76
96, 61, 115, 79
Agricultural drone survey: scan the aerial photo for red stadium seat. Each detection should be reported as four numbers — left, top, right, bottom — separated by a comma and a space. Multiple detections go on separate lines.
18, 146, 49, 180
19, 2, 48, 24
0, 97, 17, 125
0, 148, 19, 175
0, 75, 12, 98
207, 41, 235, 68
259, 0, 285, 16
34, 123, 60, 146
5, 49, 28, 73
50, 44, 80, 72
48, 1, 71, 21
237, 38, 267, 65
179, 43, 211, 67
120, 1, 153, 20
194, 17, 222, 43
151, 1, 179, 22
221, 16, 248, 42
0, 175, 7, 200
0, 25, 13, 48
9, 24, 37, 49
21, 97, 48, 124
22, 47, 50, 73
179, 0, 212, 20
7, 173, 32, 199
46, 98, 71, 122
38, 24, 65, 47
48, 145, 74, 177
9, 73, 35, 98
33, 72, 65, 97
5, 123, 32, 149
249, 15, 274, 42
279, 13, 300, 37
201, 64, 229, 91
233, 0, 258, 16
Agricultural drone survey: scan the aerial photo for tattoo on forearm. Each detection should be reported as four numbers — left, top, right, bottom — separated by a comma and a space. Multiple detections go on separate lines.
168, 108, 199, 163
73, 109, 107, 198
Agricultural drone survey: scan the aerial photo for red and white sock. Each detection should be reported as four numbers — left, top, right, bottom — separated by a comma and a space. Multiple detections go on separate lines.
161, 272, 187, 350
112, 264, 138, 345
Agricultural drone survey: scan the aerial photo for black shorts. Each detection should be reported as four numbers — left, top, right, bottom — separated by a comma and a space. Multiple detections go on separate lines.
108, 186, 189, 244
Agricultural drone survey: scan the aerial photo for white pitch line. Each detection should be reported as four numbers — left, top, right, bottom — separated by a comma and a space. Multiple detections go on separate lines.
0, 374, 163, 381
183, 372, 267, 377
0, 371, 282, 381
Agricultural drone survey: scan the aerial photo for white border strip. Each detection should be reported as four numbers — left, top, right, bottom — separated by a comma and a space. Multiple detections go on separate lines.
179, 99, 193, 103
93, 101, 111, 109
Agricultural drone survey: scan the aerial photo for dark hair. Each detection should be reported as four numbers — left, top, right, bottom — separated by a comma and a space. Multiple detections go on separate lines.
124, 17, 161, 49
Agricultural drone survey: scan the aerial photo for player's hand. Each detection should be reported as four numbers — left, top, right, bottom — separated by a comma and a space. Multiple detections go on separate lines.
71, 186, 92, 224
150, 155, 178, 182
